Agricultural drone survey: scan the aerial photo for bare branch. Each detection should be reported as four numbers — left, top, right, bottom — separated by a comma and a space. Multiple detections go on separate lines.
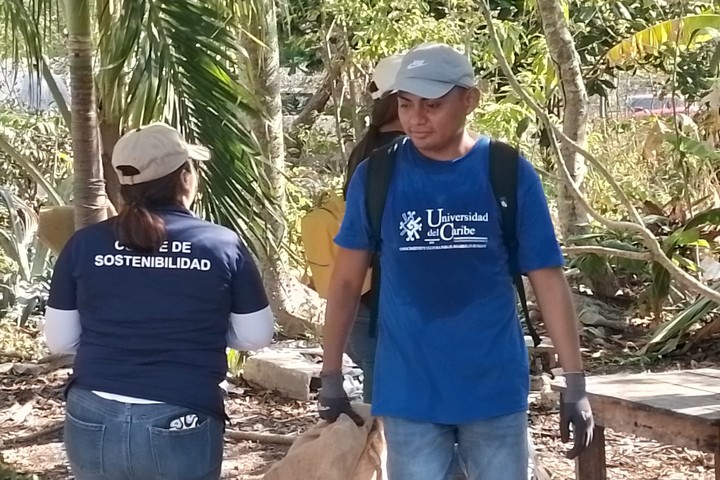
226, 429, 297, 445
478, 0, 720, 305
562, 246, 652, 261
5, 423, 299, 447
291, 64, 339, 129
3, 423, 63, 446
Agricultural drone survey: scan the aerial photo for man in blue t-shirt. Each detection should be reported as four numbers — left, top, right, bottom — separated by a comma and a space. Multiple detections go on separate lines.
319, 43, 594, 479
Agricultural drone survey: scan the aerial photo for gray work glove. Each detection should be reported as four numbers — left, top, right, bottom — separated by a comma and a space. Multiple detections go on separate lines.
318, 371, 364, 426
560, 372, 594, 459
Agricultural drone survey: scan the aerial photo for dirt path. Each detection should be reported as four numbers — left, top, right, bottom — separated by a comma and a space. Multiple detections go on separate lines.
0, 369, 308, 479
3, 336, 720, 479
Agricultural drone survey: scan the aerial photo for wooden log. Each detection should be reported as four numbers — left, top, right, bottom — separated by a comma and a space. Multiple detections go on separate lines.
576, 425, 606, 480
225, 429, 297, 445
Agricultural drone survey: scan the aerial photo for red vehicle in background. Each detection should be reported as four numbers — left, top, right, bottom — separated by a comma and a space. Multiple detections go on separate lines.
626, 93, 698, 118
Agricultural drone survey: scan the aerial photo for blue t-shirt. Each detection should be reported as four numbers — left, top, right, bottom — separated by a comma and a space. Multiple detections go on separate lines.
47, 206, 268, 419
336, 137, 564, 424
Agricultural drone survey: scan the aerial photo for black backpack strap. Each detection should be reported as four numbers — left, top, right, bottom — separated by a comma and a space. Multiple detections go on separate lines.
489, 140, 542, 348
365, 137, 403, 337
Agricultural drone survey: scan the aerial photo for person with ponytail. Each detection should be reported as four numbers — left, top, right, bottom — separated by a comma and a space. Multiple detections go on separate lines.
342, 54, 405, 403
343, 54, 406, 198
43, 123, 273, 480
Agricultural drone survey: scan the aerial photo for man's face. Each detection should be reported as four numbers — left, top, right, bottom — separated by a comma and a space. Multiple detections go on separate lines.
397, 87, 478, 154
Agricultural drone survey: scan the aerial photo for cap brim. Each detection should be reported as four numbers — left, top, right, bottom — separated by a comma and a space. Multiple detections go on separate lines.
187, 144, 211, 161
389, 78, 455, 99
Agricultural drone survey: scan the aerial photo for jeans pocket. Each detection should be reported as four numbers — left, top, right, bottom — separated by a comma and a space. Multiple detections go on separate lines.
64, 411, 106, 476
150, 418, 222, 480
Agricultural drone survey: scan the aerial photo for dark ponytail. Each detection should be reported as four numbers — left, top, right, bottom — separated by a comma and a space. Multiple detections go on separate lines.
344, 92, 400, 198
114, 162, 191, 252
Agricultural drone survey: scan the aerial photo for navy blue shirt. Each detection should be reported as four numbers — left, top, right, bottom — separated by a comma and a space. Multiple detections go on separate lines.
336, 137, 564, 423
47, 206, 268, 419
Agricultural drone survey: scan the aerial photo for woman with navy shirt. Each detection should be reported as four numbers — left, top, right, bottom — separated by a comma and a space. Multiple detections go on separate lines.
43, 122, 274, 480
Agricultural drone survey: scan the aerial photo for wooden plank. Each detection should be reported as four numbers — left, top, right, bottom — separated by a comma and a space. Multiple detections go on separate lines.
576, 425, 606, 480
570, 369, 720, 387
686, 369, 720, 382
587, 394, 720, 452
716, 450, 720, 480
554, 373, 720, 421
638, 370, 720, 396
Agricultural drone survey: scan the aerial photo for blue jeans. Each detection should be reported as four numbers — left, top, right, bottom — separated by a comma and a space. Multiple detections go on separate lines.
383, 411, 528, 480
64, 387, 224, 480
346, 303, 377, 402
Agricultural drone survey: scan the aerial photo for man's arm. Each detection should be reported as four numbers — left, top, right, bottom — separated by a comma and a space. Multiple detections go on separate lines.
321, 247, 371, 374
528, 266, 593, 459
527, 266, 582, 372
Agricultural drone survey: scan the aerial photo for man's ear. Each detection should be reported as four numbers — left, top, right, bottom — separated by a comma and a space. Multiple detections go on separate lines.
464, 87, 481, 114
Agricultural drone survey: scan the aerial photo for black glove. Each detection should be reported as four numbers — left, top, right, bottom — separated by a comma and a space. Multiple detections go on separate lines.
318, 371, 364, 426
560, 372, 594, 459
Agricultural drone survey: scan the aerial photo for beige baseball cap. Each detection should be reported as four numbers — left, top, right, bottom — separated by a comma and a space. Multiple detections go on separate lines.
370, 54, 404, 100
112, 122, 210, 186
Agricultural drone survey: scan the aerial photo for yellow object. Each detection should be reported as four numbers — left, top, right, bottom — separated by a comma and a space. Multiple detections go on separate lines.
38, 204, 118, 256
300, 192, 371, 299
38, 206, 76, 256
606, 14, 720, 66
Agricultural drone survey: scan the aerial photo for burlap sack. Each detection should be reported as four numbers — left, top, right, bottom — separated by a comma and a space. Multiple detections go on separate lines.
263, 404, 386, 480
38, 204, 118, 255
38, 206, 75, 255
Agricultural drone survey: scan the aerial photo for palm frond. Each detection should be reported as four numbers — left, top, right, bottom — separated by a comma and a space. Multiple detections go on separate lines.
96, 0, 147, 124
0, 134, 65, 206
99, 0, 278, 256
1, 0, 48, 63
158, 0, 279, 255
2, 1, 70, 125
0, 187, 39, 282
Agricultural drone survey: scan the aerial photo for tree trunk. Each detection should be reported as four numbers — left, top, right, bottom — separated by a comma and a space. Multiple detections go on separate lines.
100, 122, 122, 209
96, 0, 123, 210
66, 0, 108, 229
243, 0, 325, 337
536, 0, 588, 239
537, 0, 618, 297
346, 62, 365, 144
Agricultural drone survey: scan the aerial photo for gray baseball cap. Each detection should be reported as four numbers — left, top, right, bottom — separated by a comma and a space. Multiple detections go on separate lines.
388, 43, 475, 99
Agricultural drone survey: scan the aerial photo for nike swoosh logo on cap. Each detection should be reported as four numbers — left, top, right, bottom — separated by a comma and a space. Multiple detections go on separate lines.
406, 60, 427, 70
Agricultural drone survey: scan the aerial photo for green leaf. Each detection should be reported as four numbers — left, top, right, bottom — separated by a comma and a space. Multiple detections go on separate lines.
685, 207, 720, 230
515, 115, 531, 138
673, 254, 698, 272
674, 227, 700, 246
600, 239, 644, 252
665, 133, 720, 160
649, 261, 672, 312
566, 233, 607, 242
607, 14, 720, 66
640, 282, 720, 356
